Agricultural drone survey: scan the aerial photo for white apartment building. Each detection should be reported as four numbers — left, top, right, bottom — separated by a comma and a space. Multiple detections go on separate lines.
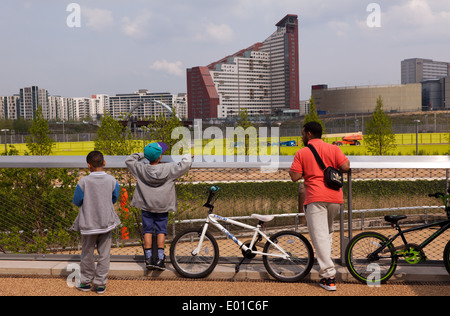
187, 14, 300, 120
174, 93, 188, 119
19, 86, 49, 120
259, 26, 290, 109
1, 95, 20, 120
211, 50, 271, 118
2, 88, 184, 122
71, 97, 91, 120
48, 96, 73, 121
108, 90, 176, 120
90, 94, 108, 120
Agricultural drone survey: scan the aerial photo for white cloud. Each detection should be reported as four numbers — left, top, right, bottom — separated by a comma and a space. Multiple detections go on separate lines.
121, 10, 152, 39
150, 60, 184, 77
328, 21, 351, 37
194, 22, 234, 43
82, 7, 114, 32
383, 0, 450, 39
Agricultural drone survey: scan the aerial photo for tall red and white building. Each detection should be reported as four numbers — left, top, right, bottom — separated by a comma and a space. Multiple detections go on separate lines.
187, 14, 300, 120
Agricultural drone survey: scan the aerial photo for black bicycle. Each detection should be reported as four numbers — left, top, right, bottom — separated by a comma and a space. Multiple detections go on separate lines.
345, 189, 450, 284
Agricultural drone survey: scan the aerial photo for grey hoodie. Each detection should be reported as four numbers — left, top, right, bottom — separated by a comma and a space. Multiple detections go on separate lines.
125, 153, 192, 213
72, 171, 121, 235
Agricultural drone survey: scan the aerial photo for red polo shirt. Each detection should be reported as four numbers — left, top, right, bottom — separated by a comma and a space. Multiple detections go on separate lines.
290, 138, 348, 205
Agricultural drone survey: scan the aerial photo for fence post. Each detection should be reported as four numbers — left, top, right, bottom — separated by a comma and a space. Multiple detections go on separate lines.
340, 169, 352, 263
446, 169, 449, 193
348, 169, 353, 239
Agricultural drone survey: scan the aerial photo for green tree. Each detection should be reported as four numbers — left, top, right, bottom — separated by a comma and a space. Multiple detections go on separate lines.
303, 95, 325, 134
365, 96, 397, 155
26, 105, 54, 155
236, 108, 255, 156
95, 113, 141, 155
237, 108, 252, 129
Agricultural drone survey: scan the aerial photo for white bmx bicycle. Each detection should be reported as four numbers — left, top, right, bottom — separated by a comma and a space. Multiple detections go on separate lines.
169, 186, 314, 282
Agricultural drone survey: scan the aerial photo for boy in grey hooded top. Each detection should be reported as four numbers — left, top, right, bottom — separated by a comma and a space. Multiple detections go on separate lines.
125, 142, 192, 270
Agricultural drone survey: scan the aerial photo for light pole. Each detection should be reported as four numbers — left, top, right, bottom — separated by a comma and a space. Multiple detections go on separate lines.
413, 120, 420, 155
1, 129, 10, 154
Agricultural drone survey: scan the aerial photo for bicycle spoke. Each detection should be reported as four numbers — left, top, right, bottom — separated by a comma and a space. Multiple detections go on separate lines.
170, 229, 219, 278
346, 232, 396, 284
263, 232, 313, 282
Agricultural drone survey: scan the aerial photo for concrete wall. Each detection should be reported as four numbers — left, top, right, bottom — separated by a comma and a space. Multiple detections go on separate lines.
312, 84, 422, 114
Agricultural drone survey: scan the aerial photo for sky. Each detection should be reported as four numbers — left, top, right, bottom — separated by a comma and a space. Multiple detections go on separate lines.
1, 0, 450, 101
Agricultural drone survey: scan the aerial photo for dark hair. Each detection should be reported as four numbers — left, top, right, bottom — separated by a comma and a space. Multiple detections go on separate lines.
86, 151, 104, 168
303, 121, 322, 139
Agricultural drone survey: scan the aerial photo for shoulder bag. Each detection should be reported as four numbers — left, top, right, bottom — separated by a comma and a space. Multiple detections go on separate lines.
307, 144, 343, 191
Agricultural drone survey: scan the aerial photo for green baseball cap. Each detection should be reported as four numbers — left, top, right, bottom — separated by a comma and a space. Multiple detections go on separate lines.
144, 142, 168, 162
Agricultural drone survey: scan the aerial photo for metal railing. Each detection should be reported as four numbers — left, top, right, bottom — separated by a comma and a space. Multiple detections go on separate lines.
0, 155, 449, 265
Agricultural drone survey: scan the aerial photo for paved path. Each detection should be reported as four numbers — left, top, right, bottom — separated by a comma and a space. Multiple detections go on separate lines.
0, 260, 449, 297
0, 276, 449, 297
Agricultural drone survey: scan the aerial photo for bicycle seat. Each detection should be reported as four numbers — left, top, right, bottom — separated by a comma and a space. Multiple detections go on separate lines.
384, 215, 407, 224
251, 214, 274, 222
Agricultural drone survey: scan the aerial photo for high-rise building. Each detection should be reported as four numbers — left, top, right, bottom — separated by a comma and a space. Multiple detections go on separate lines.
19, 86, 49, 119
72, 97, 92, 120
1, 95, 20, 120
90, 94, 109, 120
48, 96, 72, 121
260, 14, 300, 111
187, 14, 300, 120
174, 93, 188, 120
108, 90, 175, 120
401, 58, 450, 84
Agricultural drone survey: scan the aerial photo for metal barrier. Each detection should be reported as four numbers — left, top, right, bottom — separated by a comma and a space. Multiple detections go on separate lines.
0, 155, 449, 265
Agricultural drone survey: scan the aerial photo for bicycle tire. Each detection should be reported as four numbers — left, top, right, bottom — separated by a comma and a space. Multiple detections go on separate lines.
169, 227, 219, 279
345, 231, 397, 284
444, 240, 450, 275
263, 231, 314, 282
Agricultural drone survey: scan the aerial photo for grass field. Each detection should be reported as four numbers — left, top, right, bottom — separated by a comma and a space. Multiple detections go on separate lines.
2, 132, 448, 156
3, 142, 95, 156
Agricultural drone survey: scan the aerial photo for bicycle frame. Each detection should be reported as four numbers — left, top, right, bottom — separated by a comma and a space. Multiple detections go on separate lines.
192, 213, 290, 260
373, 218, 450, 259
397, 219, 450, 250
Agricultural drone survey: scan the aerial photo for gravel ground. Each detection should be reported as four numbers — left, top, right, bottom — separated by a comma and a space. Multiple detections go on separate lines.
0, 276, 449, 297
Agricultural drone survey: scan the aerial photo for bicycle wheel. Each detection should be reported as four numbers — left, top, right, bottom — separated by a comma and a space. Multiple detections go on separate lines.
444, 240, 450, 275
263, 231, 314, 282
169, 227, 219, 279
345, 231, 397, 284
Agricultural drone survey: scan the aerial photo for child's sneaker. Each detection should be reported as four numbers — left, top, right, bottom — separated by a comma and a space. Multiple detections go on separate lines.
95, 286, 106, 294
154, 255, 166, 271
319, 278, 336, 291
145, 257, 155, 270
76, 283, 92, 292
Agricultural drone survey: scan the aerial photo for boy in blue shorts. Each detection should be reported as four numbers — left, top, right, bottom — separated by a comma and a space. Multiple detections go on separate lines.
125, 142, 192, 270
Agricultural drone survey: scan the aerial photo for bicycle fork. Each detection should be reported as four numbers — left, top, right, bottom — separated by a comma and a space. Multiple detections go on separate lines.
191, 222, 210, 257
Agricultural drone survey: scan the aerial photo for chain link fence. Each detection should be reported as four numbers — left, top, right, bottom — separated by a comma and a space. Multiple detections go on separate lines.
0, 156, 449, 266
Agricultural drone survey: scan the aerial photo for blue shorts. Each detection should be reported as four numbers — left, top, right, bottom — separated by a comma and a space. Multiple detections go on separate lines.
141, 211, 169, 235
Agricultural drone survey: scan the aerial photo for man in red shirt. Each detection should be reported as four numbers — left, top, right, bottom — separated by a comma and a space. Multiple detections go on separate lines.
289, 122, 350, 291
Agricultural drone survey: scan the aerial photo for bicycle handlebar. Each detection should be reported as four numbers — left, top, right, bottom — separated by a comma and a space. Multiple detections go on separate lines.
203, 186, 220, 210
428, 191, 450, 219
428, 192, 445, 198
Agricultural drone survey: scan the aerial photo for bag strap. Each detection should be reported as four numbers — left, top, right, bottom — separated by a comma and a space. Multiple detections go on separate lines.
307, 144, 326, 170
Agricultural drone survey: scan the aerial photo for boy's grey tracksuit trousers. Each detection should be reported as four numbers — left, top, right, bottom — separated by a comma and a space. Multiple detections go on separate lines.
80, 231, 112, 287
